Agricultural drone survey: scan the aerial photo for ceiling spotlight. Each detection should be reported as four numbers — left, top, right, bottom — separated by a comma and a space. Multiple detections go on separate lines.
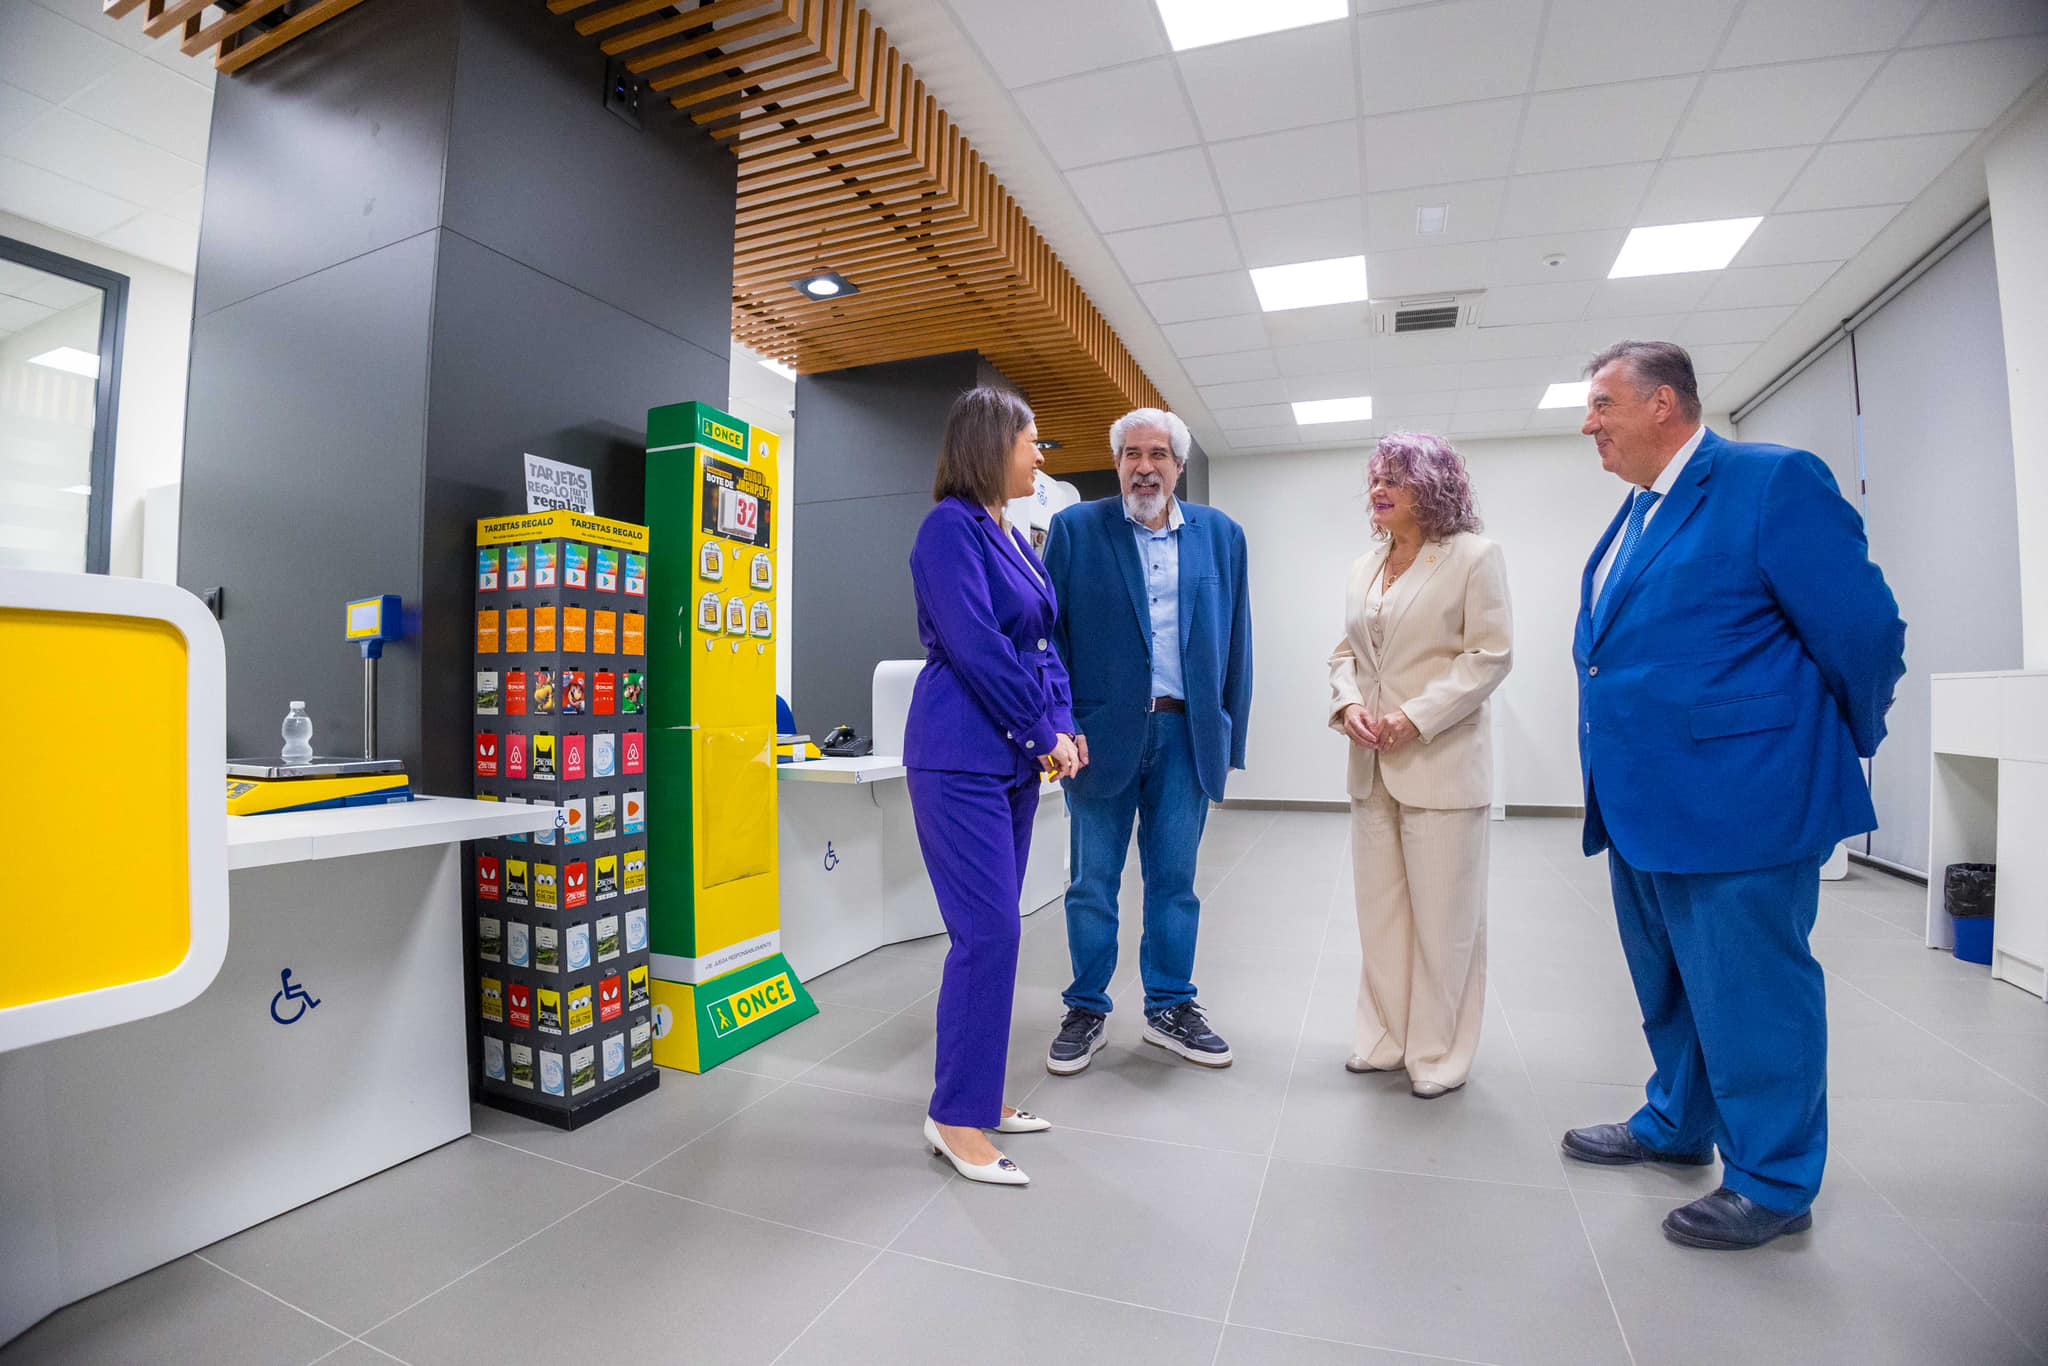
1538, 381, 1590, 410
27, 346, 99, 378
793, 271, 858, 300
1035, 439, 1064, 452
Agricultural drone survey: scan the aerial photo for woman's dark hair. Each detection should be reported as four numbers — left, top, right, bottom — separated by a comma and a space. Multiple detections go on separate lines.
934, 385, 1035, 506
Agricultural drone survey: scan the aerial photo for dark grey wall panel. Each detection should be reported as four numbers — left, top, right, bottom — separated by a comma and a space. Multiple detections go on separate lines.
1065, 470, 1118, 501
179, 232, 437, 761
792, 491, 931, 738
442, 3, 736, 359
417, 229, 729, 794
193, 0, 457, 319
1182, 436, 1210, 504
793, 353, 981, 503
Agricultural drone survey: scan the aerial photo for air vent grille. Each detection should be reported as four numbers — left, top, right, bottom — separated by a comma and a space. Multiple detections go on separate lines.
1393, 304, 1461, 333
1370, 292, 1484, 336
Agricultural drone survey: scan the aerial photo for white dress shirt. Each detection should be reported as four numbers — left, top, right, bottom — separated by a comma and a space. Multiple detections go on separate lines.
1593, 425, 1704, 601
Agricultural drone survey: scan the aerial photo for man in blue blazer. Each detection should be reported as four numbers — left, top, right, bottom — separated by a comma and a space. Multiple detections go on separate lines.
1041, 408, 1253, 1074
1563, 341, 1906, 1250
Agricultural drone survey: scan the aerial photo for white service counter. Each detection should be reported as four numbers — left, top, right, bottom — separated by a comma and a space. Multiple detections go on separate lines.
778, 756, 1069, 979
0, 797, 555, 1347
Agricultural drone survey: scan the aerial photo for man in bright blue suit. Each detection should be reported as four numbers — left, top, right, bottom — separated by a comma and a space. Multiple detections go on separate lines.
1562, 341, 1906, 1251
1041, 408, 1252, 1075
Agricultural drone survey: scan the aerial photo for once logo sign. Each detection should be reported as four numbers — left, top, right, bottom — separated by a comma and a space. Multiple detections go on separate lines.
707, 973, 797, 1038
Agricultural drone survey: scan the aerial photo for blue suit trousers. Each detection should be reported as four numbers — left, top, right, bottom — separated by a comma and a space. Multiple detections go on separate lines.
908, 766, 1036, 1128
1611, 851, 1828, 1213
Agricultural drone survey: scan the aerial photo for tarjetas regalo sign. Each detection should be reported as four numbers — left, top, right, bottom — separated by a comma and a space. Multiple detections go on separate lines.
524, 453, 594, 514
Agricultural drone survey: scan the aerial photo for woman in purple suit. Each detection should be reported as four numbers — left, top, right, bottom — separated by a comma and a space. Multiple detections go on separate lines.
909, 386, 1085, 1186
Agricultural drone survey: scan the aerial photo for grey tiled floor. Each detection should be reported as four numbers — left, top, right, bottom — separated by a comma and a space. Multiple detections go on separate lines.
8, 814, 2045, 1366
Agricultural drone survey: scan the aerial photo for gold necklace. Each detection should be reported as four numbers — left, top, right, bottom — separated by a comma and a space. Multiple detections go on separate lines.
1384, 547, 1420, 587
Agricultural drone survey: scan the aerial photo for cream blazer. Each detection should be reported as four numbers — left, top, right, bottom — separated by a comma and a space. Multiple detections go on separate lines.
1327, 531, 1513, 809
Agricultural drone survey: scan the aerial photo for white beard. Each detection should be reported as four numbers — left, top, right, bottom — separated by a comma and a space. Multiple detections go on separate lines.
1124, 487, 1168, 524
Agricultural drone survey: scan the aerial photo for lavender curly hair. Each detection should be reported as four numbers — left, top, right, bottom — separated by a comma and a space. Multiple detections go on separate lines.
1368, 431, 1483, 541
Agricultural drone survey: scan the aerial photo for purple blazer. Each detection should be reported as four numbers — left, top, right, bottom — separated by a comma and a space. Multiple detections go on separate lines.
905, 497, 1075, 775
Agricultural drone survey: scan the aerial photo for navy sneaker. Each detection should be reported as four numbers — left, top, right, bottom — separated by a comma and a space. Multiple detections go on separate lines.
1047, 1008, 1107, 1075
1141, 1002, 1232, 1068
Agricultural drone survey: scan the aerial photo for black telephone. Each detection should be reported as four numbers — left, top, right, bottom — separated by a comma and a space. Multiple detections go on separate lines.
820, 724, 872, 758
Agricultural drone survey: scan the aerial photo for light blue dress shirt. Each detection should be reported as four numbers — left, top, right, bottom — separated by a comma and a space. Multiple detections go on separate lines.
1126, 497, 1186, 700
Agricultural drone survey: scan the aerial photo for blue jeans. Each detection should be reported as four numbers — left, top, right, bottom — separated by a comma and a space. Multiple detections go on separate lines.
1063, 711, 1208, 1017
1611, 851, 1828, 1214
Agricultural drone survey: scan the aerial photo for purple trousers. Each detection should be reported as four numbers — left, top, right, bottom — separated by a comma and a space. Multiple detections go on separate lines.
907, 766, 1037, 1127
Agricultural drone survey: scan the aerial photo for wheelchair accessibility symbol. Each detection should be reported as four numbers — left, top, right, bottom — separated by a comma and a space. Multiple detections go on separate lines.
823, 842, 839, 872
270, 968, 321, 1025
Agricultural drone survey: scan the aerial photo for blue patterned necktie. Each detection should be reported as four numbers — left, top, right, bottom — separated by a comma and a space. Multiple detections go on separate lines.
1598, 488, 1662, 619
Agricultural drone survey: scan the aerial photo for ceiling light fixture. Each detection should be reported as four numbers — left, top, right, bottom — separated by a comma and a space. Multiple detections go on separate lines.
1415, 205, 1449, 236
60, 484, 92, 495
1249, 255, 1370, 313
1293, 395, 1372, 425
759, 357, 797, 381
1538, 380, 1590, 410
1154, 0, 1348, 51
792, 271, 858, 300
1035, 439, 1064, 452
27, 346, 99, 379
1608, 218, 1762, 279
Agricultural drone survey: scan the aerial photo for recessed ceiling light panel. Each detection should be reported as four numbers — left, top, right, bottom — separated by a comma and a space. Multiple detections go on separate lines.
792, 271, 859, 300
1249, 255, 1370, 313
1292, 395, 1372, 425
27, 346, 99, 379
1154, 0, 1348, 51
759, 357, 797, 381
1607, 218, 1762, 279
1538, 380, 1590, 410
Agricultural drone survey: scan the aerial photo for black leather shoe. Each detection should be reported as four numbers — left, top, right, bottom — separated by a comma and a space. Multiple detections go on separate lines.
1560, 1123, 1715, 1167
1662, 1188, 1813, 1250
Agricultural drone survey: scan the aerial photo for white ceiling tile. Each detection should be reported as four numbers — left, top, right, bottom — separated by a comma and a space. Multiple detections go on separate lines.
1378, 390, 1464, 418
1273, 338, 1376, 375
1685, 341, 1758, 373
1635, 147, 1814, 223
1464, 320, 1586, 359
15, 273, 98, 308
1451, 409, 1538, 434
1566, 315, 1686, 352
1371, 360, 1471, 393
1263, 305, 1376, 347
1162, 311, 1271, 355
1223, 426, 1305, 447
1364, 99, 1522, 191
1479, 279, 1597, 325
944, 0, 1171, 88
1068, 147, 1223, 232
1206, 121, 1361, 212
0, 80, 56, 144
1485, 229, 1628, 285
1355, 0, 1544, 115
1105, 216, 1244, 283
1364, 328, 1476, 367
1695, 261, 1841, 309
1201, 377, 1295, 407
1181, 349, 1281, 384
1214, 403, 1298, 429
159, 180, 205, 225
1231, 195, 1366, 268
0, 153, 140, 236
1671, 56, 1884, 156
1717, 0, 1926, 65
1139, 270, 1263, 323
1669, 306, 1795, 345
1497, 163, 1657, 236
1905, 0, 2048, 46
0, 106, 202, 206
1533, 0, 1743, 90
97, 210, 198, 271
1834, 36, 2048, 140
1287, 371, 1378, 402
1527, 406, 1592, 431
1515, 76, 1697, 175
0, 4, 128, 105
67, 53, 212, 162
1369, 240, 1494, 296
1585, 273, 1717, 317
1014, 60, 1200, 169
0, 294, 58, 330
1456, 383, 1547, 413
1774, 132, 1974, 211
1365, 178, 1509, 250
1464, 354, 1578, 387
1732, 205, 1898, 267
1178, 22, 1358, 141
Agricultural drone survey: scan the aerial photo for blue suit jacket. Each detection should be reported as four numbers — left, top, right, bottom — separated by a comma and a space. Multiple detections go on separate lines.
904, 497, 1074, 776
1576, 430, 1907, 874
1044, 497, 1252, 802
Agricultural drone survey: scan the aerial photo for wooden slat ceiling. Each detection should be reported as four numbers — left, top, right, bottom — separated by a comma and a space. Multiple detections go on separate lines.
545, 0, 1162, 469
106, 0, 1166, 470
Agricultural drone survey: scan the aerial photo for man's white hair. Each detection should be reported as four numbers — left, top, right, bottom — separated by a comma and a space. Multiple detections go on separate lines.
1109, 407, 1189, 464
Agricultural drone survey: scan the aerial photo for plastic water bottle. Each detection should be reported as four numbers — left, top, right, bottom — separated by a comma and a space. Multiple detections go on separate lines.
281, 701, 314, 764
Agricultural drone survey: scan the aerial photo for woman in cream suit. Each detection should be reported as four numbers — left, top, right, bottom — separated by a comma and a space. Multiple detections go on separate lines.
1328, 432, 1512, 1097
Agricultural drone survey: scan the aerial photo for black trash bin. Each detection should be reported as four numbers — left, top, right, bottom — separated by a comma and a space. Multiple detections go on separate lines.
1943, 863, 1995, 965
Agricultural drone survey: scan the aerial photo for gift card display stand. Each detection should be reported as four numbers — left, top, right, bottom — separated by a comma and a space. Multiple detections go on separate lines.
644, 402, 816, 1070
470, 512, 659, 1126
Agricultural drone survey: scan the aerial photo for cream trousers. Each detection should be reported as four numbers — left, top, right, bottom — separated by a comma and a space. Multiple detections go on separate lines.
1349, 775, 1490, 1087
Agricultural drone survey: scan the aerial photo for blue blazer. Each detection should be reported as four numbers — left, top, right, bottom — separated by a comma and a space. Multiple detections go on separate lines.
1044, 497, 1253, 803
1575, 430, 1907, 874
904, 497, 1074, 776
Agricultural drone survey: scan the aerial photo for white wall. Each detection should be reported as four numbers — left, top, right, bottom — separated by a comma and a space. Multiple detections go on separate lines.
1213, 428, 1653, 807
1987, 82, 2048, 671
0, 211, 194, 579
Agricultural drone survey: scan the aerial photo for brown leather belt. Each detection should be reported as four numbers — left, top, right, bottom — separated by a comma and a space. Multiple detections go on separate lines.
1147, 697, 1186, 713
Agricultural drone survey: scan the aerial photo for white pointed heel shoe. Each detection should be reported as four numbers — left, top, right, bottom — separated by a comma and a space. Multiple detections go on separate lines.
925, 1116, 1030, 1185
996, 1107, 1051, 1134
